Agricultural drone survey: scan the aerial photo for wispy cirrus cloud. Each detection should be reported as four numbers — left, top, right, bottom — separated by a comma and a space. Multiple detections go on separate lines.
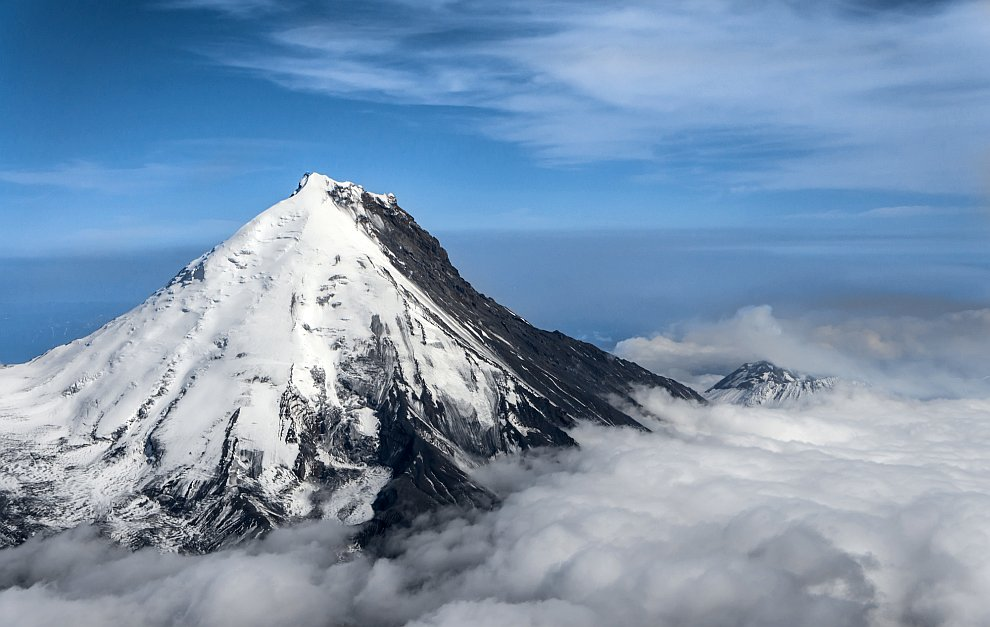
167, 0, 990, 195
787, 204, 983, 221
155, 0, 282, 18
0, 161, 191, 194
0, 138, 309, 194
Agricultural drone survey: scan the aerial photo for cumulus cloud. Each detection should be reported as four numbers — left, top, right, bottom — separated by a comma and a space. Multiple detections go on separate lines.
615, 305, 990, 397
3, 380, 990, 626
168, 0, 990, 194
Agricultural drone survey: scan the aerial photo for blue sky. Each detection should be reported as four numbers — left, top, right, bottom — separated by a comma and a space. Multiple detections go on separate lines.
1, 0, 989, 362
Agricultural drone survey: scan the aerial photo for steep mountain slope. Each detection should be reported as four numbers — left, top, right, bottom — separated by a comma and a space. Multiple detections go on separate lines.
705, 361, 835, 406
0, 173, 702, 551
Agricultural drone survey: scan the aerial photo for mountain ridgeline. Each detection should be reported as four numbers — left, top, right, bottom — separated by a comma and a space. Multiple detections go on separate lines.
0, 173, 702, 552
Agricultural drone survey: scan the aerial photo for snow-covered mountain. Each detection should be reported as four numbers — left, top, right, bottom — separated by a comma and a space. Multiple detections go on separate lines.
0, 173, 702, 551
705, 361, 835, 406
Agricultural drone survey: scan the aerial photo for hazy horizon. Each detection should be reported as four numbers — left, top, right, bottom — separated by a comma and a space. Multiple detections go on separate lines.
3, 221, 988, 367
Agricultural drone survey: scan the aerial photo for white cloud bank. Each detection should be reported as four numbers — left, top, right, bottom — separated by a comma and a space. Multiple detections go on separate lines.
2, 378, 990, 626
615, 305, 990, 398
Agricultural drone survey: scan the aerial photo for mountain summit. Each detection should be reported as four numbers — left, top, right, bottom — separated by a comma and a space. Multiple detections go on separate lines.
705, 360, 835, 406
0, 173, 701, 551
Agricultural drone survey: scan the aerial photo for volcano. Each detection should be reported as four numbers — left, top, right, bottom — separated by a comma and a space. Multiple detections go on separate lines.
0, 173, 702, 551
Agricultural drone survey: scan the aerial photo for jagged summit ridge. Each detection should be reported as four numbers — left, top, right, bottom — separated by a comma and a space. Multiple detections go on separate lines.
705, 360, 836, 406
0, 173, 702, 551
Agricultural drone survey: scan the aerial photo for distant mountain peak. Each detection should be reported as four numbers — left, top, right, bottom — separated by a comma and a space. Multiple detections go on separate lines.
705, 360, 835, 406
0, 173, 702, 551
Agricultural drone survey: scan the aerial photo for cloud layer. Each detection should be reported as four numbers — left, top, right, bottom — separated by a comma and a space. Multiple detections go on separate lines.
173, 0, 990, 194
3, 377, 990, 626
615, 304, 990, 397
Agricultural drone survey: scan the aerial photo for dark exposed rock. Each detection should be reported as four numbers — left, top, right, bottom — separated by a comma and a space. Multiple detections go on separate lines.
341, 191, 703, 536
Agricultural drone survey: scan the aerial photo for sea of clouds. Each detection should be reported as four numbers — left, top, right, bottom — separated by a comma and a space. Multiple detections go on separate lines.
2, 305, 989, 627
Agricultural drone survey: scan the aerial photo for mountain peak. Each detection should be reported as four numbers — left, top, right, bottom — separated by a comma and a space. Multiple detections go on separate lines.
294, 171, 354, 193
706, 360, 835, 406
205, 171, 411, 286
0, 172, 702, 551
293, 171, 397, 212
720, 361, 797, 384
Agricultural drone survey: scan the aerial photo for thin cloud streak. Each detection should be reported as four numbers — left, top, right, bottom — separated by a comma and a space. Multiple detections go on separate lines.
0, 154, 281, 195
787, 205, 982, 221
0, 162, 191, 194
156, 0, 282, 18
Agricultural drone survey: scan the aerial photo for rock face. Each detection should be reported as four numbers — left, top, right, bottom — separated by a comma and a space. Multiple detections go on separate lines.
0, 173, 702, 552
705, 360, 835, 407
